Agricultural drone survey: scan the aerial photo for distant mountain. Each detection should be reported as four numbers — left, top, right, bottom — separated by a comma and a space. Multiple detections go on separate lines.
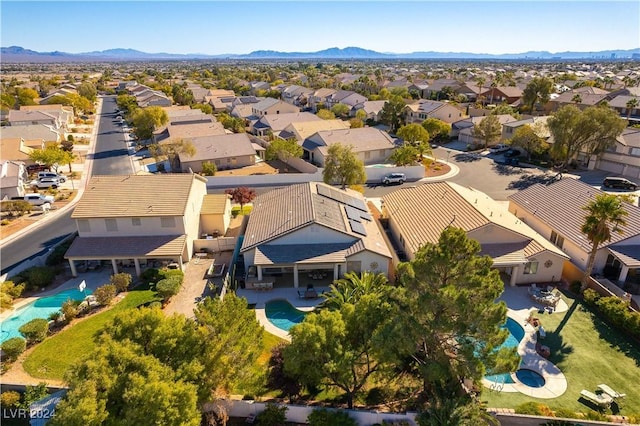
1, 45, 639, 62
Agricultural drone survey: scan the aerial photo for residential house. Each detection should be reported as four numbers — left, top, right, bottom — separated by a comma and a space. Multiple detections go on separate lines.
595, 127, 640, 178
280, 85, 314, 107
408, 81, 430, 99
405, 100, 465, 124
351, 100, 387, 122
308, 88, 337, 112
250, 112, 320, 138
279, 119, 350, 144
187, 85, 212, 103
480, 86, 523, 105
178, 133, 259, 173
7, 110, 61, 128
0, 124, 62, 143
65, 174, 208, 276
230, 104, 256, 120
152, 119, 226, 144
383, 182, 568, 286
251, 98, 300, 118
0, 160, 29, 199
547, 87, 611, 112
0, 137, 45, 165
324, 90, 368, 111
454, 82, 483, 102
137, 90, 172, 107
205, 89, 237, 111
249, 81, 272, 95
20, 104, 74, 129
501, 116, 551, 142
240, 182, 392, 288
458, 114, 518, 147
608, 95, 640, 122
508, 178, 640, 296
422, 79, 463, 99
39, 86, 77, 105
302, 127, 396, 166
200, 194, 232, 237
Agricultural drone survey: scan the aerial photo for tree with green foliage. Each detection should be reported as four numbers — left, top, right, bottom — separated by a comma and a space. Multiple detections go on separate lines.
201, 161, 217, 176
355, 109, 367, 121
148, 138, 195, 171
94, 284, 117, 306
321, 271, 390, 311
16, 87, 39, 106
1, 200, 32, 217
116, 94, 138, 113
317, 109, 336, 120
322, 143, 366, 190
19, 318, 49, 344
508, 124, 548, 161
110, 272, 132, 293
20, 383, 50, 410
547, 105, 626, 168
217, 112, 246, 133
490, 103, 521, 119
28, 146, 69, 172
77, 82, 97, 102
397, 123, 432, 158
1, 91, 15, 109
172, 83, 195, 106
1, 337, 26, 362
422, 118, 451, 143
156, 276, 182, 302
626, 97, 638, 121
255, 403, 288, 426
418, 392, 499, 426
265, 138, 303, 167
581, 194, 628, 289
285, 288, 394, 409
331, 103, 350, 118
130, 106, 169, 140
267, 343, 302, 402
522, 76, 554, 114
380, 95, 406, 133
472, 115, 502, 149
389, 144, 419, 166
382, 227, 518, 401
193, 102, 213, 115
348, 117, 364, 128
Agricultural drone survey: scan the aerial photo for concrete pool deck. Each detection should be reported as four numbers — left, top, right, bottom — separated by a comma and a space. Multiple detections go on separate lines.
482, 286, 568, 399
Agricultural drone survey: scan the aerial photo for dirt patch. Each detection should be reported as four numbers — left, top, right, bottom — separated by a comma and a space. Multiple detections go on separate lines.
0, 192, 77, 240
424, 161, 451, 178
214, 160, 300, 177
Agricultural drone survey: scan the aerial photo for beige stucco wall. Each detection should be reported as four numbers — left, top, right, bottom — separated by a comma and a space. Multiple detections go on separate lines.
182, 178, 208, 259
76, 216, 186, 238
346, 250, 390, 278
181, 155, 255, 173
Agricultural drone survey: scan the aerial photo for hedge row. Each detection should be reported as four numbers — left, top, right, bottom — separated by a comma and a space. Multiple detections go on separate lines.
583, 289, 640, 340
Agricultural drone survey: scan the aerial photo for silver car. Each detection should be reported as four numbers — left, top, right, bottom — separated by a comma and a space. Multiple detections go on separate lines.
382, 173, 406, 185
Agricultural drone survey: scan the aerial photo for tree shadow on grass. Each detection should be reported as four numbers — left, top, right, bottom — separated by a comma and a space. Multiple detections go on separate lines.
453, 153, 482, 162
492, 163, 524, 176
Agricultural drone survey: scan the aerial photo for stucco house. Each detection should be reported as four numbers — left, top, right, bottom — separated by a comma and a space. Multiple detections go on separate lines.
302, 127, 396, 166
178, 133, 259, 173
0, 124, 62, 143
458, 114, 518, 147
508, 178, 640, 296
7, 110, 61, 128
351, 100, 387, 121
240, 182, 392, 288
251, 98, 300, 118
0, 137, 46, 165
404, 100, 465, 124
65, 174, 208, 277
280, 85, 314, 107
0, 160, 29, 199
279, 119, 350, 144
593, 127, 640, 179
200, 194, 232, 237
250, 112, 320, 138
383, 182, 568, 286
20, 104, 74, 129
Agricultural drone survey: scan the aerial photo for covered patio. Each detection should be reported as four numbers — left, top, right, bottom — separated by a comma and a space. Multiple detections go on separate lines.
65, 235, 187, 277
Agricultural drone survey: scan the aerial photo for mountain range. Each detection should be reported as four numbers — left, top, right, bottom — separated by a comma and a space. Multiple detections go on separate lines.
2, 45, 639, 62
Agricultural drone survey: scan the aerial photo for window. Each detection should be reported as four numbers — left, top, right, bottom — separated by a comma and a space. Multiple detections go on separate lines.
631, 147, 640, 157
105, 219, 118, 232
131, 217, 141, 226
550, 231, 564, 249
524, 261, 539, 275
78, 219, 90, 233
161, 217, 175, 228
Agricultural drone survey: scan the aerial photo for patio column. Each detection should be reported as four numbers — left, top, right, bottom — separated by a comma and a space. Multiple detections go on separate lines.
293, 264, 299, 288
69, 259, 77, 277
257, 265, 263, 280
178, 256, 184, 271
619, 265, 630, 283
111, 259, 119, 275
510, 265, 519, 287
333, 264, 339, 280
134, 258, 141, 277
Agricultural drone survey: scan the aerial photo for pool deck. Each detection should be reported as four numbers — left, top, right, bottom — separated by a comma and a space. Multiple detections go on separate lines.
482, 286, 568, 399
237, 287, 328, 341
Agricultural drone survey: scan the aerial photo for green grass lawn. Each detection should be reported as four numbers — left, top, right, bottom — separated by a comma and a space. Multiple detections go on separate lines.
483, 292, 640, 416
23, 288, 158, 381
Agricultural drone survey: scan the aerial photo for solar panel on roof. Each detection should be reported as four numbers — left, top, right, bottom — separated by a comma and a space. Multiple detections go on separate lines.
360, 211, 372, 221
349, 219, 367, 236
344, 205, 362, 221
328, 188, 345, 203
347, 197, 368, 212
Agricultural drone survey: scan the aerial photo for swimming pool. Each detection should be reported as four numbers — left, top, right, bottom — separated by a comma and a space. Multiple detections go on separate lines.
265, 300, 307, 332
484, 317, 547, 389
0, 288, 90, 343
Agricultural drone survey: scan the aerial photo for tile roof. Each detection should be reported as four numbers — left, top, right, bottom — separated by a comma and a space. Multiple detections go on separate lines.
201, 194, 229, 215
308, 127, 395, 152
72, 174, 206, 219
241, 182, 390, 258
286, 119, 350, 141
609, 94, 640, 108
254, 242, 357, 264
1, 124, 60, 142
255, 112, 320, 132
65, 235, 186, 258
508, 178, 640, 251
183, 133, 257, 162
608, 245, 640, 268
617, 127, 640, 148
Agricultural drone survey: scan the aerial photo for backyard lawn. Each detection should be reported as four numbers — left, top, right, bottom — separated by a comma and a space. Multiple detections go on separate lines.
23, 288, 158, 380
483, 291, 640, 416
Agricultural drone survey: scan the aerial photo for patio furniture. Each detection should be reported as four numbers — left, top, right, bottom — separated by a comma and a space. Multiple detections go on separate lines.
597, 384, 626, 399
304, 289, 318, 299
580, 389, 613, 408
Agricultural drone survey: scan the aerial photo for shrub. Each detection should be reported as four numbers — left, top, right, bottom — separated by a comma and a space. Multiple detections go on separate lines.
583, 288, 599, 305
1, 200, 32, 217
19, 383, 49, 409
1, 280, 25, 298
1, 391, 21, 408
1, 337, 27, 361
552, 408, 578, 419
110, 272, 132, 292
1, 219, 10, 226
48, 311, 63, 322
365, 387, 393, 406
19, 318, 49, 344
515, 401, 545, 415
14, 266, 56, 291
156, 276, 182, 301
201, 161, 217, 176
307, 408, 357, 426
61, 299, 79, 324
46, 240, 73, 266
255, 402, 287, 426
582, 410, 608, 420
569, 280, 582, 295
94, 284, 117, 306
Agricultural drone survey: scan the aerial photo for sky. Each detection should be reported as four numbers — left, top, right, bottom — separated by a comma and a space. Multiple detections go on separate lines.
1, 1, 639, 55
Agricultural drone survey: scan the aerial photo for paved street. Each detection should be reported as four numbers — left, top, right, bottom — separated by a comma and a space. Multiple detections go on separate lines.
91, 96, 135, 176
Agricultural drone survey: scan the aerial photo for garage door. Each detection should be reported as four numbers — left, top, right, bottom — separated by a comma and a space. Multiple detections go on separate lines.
598, 160, 625, 174
624, 166, 640, 179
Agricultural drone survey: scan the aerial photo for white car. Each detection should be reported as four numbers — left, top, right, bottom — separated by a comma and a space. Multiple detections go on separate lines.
382, 173, 406, 185
37, 172, 66, 183
31, 177, 60, 189
489, 144, 510, 154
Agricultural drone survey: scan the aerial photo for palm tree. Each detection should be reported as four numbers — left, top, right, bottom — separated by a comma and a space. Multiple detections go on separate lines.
475, 76, 486, 106
321, 271, 389, 310
626, 97, 638, 121
572, 94, 583, 105
581, 193, 628, 289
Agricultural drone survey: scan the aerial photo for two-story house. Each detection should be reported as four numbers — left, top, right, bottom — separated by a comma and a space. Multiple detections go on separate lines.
65, 174, 208, 277
595, 127, 640, 179
251, 98, 300, 119
404, 100, 465, 124
0, 161, 29, 199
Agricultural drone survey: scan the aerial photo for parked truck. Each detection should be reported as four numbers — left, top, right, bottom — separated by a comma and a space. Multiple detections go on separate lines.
12, 193, 55, 206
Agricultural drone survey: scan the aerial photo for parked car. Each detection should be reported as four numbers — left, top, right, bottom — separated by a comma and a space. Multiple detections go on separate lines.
602, 177, 638, 190
38, 172, 66, 183
382, 173, 406, 185
12, 193, 55, 206
504, 148, 521, 158
489, 144, 510, 154
27, 164, 50, 175
31, 177, 60, 189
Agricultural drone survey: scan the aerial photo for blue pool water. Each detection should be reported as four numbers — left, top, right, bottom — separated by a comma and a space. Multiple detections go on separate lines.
485, 317, 546, 388
265, 300, 307, 332
0, 288, 91, 343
